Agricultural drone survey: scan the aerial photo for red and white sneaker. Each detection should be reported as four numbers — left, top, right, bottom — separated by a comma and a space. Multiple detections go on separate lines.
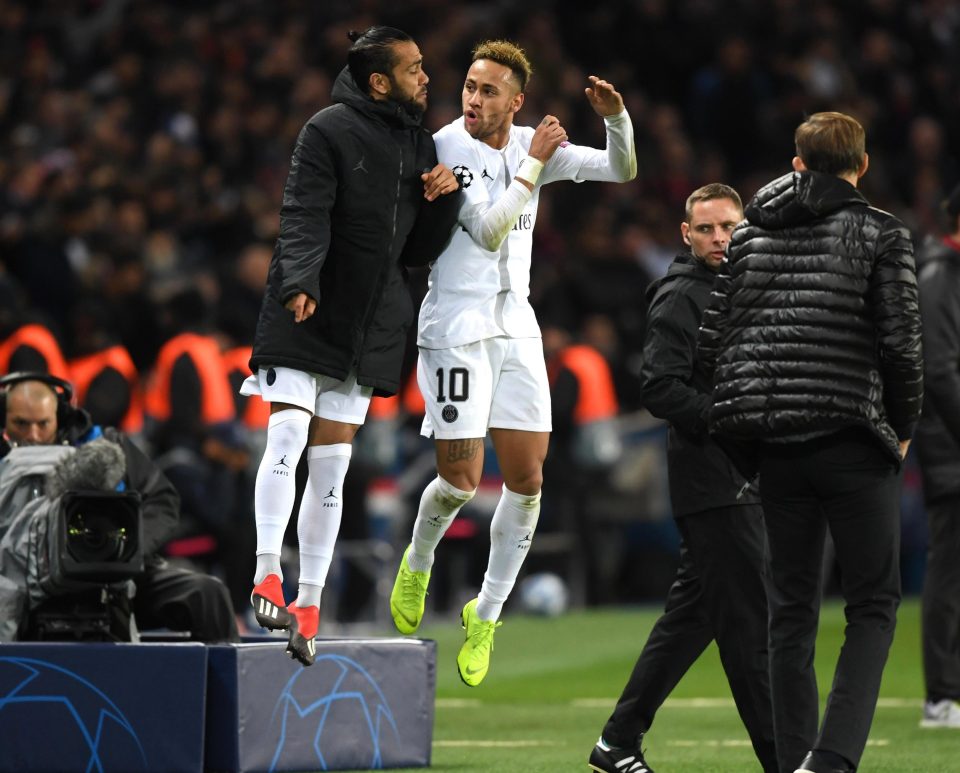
286, 604, 319, 666
250, 574, 291, 631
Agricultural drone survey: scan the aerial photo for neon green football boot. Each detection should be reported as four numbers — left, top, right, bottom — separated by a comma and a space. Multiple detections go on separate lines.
456, 598, 502, 687
390, 545, 431, 634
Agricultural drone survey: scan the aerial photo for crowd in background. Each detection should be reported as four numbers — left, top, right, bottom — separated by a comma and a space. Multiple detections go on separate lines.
2, 0, 958, 618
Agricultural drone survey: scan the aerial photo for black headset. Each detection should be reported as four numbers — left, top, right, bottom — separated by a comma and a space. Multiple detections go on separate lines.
0, 371, 75, 429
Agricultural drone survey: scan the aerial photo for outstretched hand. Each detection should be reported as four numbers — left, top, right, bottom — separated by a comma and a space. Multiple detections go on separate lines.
585, 75, 624, 117
422, 164, 459, 201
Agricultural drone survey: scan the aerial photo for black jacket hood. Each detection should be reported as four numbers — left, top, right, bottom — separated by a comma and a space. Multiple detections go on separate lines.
330, 66, 424, 129
645, 251, 717, 303
746, 171, 868, 230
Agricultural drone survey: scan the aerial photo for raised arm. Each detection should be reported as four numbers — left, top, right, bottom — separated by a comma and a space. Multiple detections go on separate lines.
457, 116, 567, 252
541, 76, 637, 186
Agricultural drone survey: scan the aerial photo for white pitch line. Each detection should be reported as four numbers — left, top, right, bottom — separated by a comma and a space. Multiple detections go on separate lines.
434, 740, 551, 748
436, 698, 483, 708
876, 698, 921, 708
667, 739, 889, 748
571, 698, 734, 708
434, 738, 890, 749
570, 697, 921, 709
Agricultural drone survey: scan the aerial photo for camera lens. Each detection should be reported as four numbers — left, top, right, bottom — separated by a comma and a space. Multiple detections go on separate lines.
66, 510, 128, 562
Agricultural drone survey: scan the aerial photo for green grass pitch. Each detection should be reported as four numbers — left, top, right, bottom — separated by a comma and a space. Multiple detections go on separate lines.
385, 598, 955, 773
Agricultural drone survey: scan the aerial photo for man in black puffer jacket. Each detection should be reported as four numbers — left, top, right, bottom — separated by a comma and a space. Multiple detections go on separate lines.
241, 27, 461, 666
699, 112, 923, 773
590, 185, 776, 773
914, 183, 960, 729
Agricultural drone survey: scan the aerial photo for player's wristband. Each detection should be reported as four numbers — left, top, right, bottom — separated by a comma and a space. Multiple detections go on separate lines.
515, 156, 544, 187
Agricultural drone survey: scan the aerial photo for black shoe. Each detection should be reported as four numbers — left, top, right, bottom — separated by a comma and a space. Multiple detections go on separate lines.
793, 750, 854, 773
588, 740, 654, 773
250, 574, 291, 630
285, 604, 318, 667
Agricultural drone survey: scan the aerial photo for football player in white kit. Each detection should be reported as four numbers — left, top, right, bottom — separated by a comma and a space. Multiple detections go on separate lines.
389, 39, 636, 685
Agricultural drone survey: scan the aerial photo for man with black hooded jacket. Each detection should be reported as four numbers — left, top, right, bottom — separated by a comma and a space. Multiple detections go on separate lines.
699, 112, 924, 773
240, 26, 461, 665
589, 185, 776, 773
915, 183, 960, 728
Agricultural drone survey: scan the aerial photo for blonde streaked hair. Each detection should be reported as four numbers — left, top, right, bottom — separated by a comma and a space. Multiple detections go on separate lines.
471, 40, 533, 91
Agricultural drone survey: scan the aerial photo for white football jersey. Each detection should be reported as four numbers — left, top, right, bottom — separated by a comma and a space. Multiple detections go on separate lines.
417, 111, 635, 350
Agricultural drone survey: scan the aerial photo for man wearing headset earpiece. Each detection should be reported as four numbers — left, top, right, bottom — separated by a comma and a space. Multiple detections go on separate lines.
0, 373, 239, 643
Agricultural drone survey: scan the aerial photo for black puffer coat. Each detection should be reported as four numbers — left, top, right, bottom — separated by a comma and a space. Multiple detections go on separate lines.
699, 171, 923, 465
250, 68, 460, 396
914, 235, 960, 502
641, 252, 759, 517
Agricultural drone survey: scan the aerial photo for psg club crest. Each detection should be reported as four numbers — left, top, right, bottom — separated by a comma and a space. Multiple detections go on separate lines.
441, 405, 458, 423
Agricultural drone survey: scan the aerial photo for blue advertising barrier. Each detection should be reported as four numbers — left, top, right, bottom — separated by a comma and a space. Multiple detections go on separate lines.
0, 642, 208, 773
206, 638, 436, 773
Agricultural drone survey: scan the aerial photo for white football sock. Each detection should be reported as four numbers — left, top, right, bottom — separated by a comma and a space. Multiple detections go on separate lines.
477, 485, 541, 621
407, 476, 476, 573
295, 583, 323, 609
253, 408, 310, 583
254, 553, 283, 586
296, 443, 352, 607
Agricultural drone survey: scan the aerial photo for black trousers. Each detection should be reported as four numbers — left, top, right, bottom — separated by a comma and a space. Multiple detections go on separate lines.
758, 430, 901, 773
133, 559, 239, 643
922, 496, 960, 703
602, 505, 777, 773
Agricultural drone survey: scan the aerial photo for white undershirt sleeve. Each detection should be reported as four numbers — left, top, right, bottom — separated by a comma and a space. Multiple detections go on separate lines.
458, 179, 533, 253
541, 109, 637, 185
603, 110, 638, 182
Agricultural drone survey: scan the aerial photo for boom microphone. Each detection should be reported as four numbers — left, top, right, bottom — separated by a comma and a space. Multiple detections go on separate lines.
45, 438, 126, 498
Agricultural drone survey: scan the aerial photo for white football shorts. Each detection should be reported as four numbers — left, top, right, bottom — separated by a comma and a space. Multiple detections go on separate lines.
240, 366, 373, 424
418, 337, 552, 439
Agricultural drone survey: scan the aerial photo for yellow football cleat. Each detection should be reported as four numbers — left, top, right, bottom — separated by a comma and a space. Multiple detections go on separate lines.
456, 598, 502, 687
390, 546, 431, 635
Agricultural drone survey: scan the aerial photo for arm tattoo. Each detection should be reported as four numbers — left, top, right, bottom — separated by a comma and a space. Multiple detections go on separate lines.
446, 438, 482, 463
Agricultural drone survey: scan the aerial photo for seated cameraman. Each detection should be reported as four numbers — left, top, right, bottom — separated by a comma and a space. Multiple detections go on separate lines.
1, 373, 238, 642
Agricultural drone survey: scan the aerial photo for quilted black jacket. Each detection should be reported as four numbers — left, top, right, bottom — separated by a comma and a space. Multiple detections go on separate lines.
699, 170, 923, 466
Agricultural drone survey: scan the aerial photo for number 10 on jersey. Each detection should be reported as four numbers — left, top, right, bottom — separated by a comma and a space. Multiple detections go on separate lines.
436, 367, 469, 402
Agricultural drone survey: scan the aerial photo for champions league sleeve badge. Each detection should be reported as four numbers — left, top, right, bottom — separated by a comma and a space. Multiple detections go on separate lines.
451, 165, 474, 189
